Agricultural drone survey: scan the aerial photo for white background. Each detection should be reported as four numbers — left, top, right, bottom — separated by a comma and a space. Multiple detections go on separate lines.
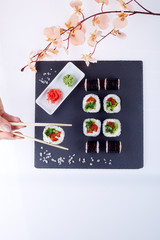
0, 0, 160, 239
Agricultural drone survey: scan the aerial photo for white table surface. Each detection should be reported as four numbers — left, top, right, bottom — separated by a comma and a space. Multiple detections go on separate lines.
0, 0, 160, 239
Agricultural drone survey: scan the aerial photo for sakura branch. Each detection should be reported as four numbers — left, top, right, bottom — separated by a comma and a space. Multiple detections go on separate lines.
21, 0, 160, 72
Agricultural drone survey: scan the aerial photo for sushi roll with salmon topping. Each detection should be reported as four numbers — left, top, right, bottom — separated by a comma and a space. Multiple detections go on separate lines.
103, 94, 121, 113
43, 125, 65, 145
84, 78, 100, 91
85, 141, 99, 153
102, 119, 121, 137
104, 78, 120, 90
83, 118, 101, 137
106, 141, 122, 153
83, 94, 101, 113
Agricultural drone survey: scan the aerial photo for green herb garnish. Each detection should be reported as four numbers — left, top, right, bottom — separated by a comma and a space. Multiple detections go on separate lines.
105, 122, 118, 134
85, 120, 95, 131
45, 128, 59, 136
63, 74, 75, 87
106, 98, 118, 111
85, 101, 96, 111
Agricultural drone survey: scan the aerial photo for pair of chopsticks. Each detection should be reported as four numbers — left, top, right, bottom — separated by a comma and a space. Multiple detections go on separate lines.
6, 122, 72, 151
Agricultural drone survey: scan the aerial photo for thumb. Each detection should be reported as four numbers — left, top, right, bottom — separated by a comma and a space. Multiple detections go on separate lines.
0, 116, 12, 132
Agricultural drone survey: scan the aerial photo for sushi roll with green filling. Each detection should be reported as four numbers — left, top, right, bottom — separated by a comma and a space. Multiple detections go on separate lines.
103, 94, 121, 113
102, 119, 121, 137
43, 125, 65, 145
83, 118, 101, 137
83, 94, 101, 113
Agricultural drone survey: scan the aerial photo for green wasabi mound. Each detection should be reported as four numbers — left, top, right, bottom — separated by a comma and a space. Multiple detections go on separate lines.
63, 74, 75, 87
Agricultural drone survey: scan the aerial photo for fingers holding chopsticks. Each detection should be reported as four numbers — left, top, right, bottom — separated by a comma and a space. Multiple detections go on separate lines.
1, 112, 26, 131
0, 130, 24, 140
0, 98, 24, 140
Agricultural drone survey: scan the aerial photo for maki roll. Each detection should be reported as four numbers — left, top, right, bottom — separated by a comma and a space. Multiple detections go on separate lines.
102, 119, 121, 137
103, 94, 121, 113
43, 125, 65, 145
83, 94, 101, 113
104, 78, 120, 90
83, 118, 101, 137
106, 141, 122, 153
84, 78, 100, 91
85, 141, 99, 153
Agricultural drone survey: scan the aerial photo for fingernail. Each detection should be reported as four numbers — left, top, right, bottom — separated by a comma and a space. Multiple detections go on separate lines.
2, 125, 11, 132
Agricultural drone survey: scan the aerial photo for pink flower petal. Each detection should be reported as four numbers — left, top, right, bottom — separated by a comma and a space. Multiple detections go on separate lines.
113, 17, 128, 28
97, 15, 109, 30
89, 56, 97, 64
88, 39, 96, 47
126, 3, 134, 11
66, 13, 79, 28
70, 0, 82, 9
117, 31, 126, 39
70, 30, 85, 46
55, 38, 63, 48
117, 0, 134, 11
81, 54, 97, 67
95, 0, 109, 5
44, 26, 60, 40
76, 23, 86, 33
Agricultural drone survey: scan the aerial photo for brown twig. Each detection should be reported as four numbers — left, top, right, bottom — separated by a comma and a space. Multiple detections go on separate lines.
90, 29, 113, 56
133, 0, 153, 14
101, 3, 104, 13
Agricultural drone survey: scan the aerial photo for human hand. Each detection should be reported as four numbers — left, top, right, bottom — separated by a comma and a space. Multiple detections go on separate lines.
0, 98, 24, 140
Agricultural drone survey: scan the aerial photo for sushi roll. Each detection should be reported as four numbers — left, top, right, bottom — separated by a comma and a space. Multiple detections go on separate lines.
43, 125, 65, 145
83, 118, 101, 137
102, 119, 121, 137
106, 141, 122, 153
83, 94, 101, 113
104, 78, 120, 90
84, 78, 100, 91
85, 141, 99, 153
103, 94, 121, 113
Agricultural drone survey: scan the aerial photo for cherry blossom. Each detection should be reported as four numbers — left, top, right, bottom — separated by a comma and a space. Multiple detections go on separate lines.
75, 22, 86, 33
43, 26, 63, 48
70, 0, 82, 12
92, 14, 109, 30
117, 0, 134, 11
95, 0, 109, 5
88, 29, 102, 47
65, 14, 79, 28
111, 28, 126, 39
113, 11, 128, 28
81, 54, 97, 67
70, 29, 85, 45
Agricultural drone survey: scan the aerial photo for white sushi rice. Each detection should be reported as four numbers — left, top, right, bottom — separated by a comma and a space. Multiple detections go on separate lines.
103, 94, 121, 113
83, 118, 101, 137
83, 94, 101, 113
43, 125, 65, 145
102, 119, 121, 137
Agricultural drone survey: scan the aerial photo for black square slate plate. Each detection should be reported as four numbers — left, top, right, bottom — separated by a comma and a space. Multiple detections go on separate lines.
35, 61, 143, 169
